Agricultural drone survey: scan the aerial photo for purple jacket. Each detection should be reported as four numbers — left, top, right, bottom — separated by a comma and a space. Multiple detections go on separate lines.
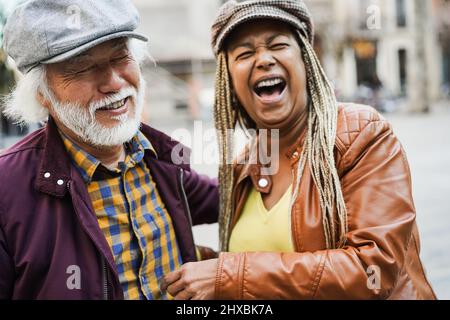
0, 118, 219, 300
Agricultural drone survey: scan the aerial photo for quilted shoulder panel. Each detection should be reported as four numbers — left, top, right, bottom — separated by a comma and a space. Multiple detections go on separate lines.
336, 103, 384, 148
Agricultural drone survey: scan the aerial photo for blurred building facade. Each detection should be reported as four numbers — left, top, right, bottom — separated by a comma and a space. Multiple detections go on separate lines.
1, 0, 450, 144
132, 0, 450, 121
132, 0, 220, 123
305, 0, 448, 113
435, 0, 450, 97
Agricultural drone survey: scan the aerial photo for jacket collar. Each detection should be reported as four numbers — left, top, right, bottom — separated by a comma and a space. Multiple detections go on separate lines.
35, 117, 73, 198
234, 129, 307, 194
35, 117, 191, 197
61, 129, 157, 184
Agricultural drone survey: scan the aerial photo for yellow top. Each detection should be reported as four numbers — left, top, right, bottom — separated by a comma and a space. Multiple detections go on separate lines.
228, 185, 295, 253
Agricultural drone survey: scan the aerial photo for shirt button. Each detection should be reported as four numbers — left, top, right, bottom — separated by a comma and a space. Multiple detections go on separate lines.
57, 179, 64, 186
44, 172, 51, 178
258, 178, 269, 188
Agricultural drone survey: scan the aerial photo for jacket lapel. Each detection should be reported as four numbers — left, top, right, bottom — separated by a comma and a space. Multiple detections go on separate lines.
34, 118, 122, 293
35, 118, 71, 198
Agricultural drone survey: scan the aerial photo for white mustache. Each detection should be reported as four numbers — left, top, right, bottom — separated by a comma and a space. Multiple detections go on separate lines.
89, 87, 137, 112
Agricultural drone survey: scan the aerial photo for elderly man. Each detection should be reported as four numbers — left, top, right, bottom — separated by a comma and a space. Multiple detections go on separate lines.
0, 0, 218, 299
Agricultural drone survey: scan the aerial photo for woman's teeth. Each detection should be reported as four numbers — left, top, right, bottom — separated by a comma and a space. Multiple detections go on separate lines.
254, 77, 286, 98
255, 78, 284, 89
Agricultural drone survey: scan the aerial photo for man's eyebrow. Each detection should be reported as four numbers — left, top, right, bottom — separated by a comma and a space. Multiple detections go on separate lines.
64, 40, 129, 67
111, 39, 128, 51
65, 52, 92, 66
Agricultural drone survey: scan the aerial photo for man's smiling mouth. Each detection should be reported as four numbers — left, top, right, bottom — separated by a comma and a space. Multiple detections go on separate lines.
97, 97, 129, 111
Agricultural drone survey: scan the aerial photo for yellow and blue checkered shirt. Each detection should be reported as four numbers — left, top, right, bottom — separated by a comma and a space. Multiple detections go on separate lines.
61, 131, 182, 300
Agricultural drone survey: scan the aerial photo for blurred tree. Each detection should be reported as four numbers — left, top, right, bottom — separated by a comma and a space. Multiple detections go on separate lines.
1, 1, 15, 94
0, 2, 18, 142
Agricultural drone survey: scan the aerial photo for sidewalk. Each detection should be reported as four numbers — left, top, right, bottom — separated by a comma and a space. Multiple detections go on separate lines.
384, 101, 450, 299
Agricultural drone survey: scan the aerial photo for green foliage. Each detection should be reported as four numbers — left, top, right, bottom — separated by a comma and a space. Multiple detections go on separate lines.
0, 1, 6, 44
0, 1, 15, 95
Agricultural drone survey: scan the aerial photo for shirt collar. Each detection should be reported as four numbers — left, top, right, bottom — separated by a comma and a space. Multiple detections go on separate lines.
61, 130, 157, 183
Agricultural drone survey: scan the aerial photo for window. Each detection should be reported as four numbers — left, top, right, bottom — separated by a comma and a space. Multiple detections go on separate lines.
354, 40, 378, 87
398, 49, 407, 96
359, 0, 372, 30
396, 0, 407, 27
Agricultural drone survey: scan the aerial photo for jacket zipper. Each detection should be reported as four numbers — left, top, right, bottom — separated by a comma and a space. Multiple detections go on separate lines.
101, 257, 109, 300
68, 180, 111, 300
178, 168, 195, 254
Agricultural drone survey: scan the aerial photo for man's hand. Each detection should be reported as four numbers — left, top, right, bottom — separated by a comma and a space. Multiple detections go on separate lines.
161, 258, 218, 300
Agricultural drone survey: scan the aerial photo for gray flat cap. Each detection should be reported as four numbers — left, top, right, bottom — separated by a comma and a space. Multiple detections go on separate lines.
211, 0, 314, 56
3, 0, 148, 74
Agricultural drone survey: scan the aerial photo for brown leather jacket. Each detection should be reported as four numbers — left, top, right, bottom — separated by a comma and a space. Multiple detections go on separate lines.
215, 103, 436, 300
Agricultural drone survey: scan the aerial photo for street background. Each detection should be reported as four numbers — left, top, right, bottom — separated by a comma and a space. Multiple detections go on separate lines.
1, 0, 449, 299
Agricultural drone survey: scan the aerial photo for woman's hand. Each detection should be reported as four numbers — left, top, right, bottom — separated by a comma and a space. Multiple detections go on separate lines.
161, 258, 218, 300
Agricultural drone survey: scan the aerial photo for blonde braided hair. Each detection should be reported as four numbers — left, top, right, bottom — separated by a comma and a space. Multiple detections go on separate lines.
214, 52, 236, 251
214, 32, 348, 251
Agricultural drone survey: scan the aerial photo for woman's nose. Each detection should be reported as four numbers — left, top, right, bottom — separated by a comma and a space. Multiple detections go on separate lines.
255, 49, 276, 70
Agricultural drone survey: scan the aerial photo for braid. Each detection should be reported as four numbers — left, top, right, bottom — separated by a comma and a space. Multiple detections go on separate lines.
214, 52, 236, 251
297, 32, 348, 248
215, 33, 348, 250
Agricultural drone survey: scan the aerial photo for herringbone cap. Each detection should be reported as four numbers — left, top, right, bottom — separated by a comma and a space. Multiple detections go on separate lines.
211, 0, 314, 55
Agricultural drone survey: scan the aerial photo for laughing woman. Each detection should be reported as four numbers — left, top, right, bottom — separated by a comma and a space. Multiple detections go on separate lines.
162, 0, 436, 300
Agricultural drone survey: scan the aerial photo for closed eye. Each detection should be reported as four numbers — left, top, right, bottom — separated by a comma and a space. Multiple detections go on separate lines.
75, 65, 95, 74
112, 54, 131, 63
236, 50, 254, 61
270, 43, 289, 50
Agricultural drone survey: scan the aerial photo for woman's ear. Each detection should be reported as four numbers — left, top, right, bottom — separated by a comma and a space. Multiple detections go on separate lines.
231, 89, 239, 107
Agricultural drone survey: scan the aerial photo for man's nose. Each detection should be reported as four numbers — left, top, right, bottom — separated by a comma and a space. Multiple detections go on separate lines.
255, 49, 276, 70
98, 66, 126, 94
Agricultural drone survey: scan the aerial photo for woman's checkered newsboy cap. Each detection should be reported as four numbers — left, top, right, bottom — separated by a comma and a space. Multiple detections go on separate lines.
211, 0, 314, 55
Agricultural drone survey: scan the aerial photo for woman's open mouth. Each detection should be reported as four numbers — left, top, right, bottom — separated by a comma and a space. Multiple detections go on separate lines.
253, 77, 287, 104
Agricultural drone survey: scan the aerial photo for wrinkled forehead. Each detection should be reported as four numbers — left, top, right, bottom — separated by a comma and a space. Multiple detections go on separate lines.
224, 19, 297, 52
64, 38, 129, 65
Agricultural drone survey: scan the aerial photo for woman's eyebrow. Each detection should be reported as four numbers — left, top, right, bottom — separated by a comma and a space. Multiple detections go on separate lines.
265, 33, 287, 44
229, 42, 253, 52
230, 33, 288, 51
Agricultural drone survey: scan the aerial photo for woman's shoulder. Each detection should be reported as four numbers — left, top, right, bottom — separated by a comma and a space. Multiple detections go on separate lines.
336, 102, 391, 150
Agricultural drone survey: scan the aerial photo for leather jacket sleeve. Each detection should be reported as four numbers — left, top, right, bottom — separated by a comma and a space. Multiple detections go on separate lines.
215, 117, 417, 299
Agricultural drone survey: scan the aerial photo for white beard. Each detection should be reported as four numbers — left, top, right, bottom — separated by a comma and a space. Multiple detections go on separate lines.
49, 78, 146, 147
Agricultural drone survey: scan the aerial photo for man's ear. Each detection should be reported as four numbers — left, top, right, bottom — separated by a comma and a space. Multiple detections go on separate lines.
36, 91, 51, 110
